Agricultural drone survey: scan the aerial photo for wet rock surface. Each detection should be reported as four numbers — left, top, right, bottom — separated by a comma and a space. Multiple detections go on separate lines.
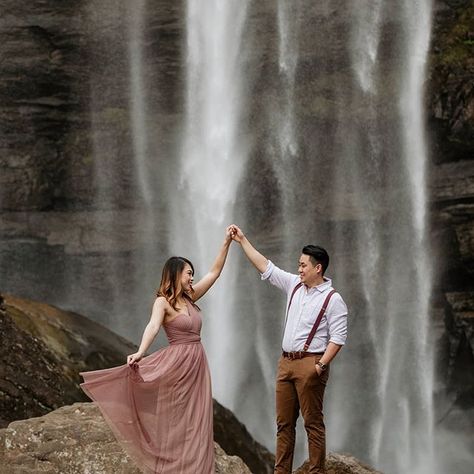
0, 292, 136, 428
213, 400, 275, 474
429, 0, 474, 164
427, 0, 474, 444
294, 454, 383, 474
0, 403, 252, 474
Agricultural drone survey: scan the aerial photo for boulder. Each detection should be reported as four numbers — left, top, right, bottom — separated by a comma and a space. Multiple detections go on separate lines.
0, 402, 251, 474
294, 453, 383, 474
213, 400, 274, 474
0, 292, 137, 427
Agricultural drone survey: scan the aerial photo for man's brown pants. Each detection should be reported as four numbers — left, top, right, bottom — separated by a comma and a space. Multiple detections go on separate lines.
274, 355, 330, 474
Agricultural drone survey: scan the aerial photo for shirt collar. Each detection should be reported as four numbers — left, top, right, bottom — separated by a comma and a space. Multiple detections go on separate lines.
305, 277, 332, 293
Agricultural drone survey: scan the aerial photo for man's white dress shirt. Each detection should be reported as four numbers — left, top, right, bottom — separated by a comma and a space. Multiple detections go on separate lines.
261, 260, 348, 353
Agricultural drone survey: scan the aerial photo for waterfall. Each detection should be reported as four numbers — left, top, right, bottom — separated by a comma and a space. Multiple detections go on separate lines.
275, 0, 302, 253
329, 1, 435, 473
350, 0, 384, 94
128, 0, 151, 205
240, 1, 435, 471
171, 0, 250, 406
397, 1, 435, 471
277, 0, 300, 161
85, 1, 438, 470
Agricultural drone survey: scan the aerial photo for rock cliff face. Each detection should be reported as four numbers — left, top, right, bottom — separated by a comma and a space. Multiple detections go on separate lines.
0, 0, 93, 211
428, 0, 474, 428
0, 0, 184, 211
429, 0, 473, 164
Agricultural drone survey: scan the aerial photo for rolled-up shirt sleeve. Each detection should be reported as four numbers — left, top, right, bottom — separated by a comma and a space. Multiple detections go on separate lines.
260, 260, 299, 293
326, 293, 348, 346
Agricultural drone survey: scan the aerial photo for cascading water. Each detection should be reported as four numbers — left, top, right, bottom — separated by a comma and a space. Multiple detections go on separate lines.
275, 0, 301, 256
128, 0, 151, 206
228, 1, 436, 472
350, 0, 383, 94
85, 1, 438, 471
277, 0, 300, 163
170, 0, 250, 405
396, 0, 435, 471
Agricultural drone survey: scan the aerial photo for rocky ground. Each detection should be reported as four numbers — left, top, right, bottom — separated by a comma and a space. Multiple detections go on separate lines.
0, 403, 252, 474
294, 455, 383, 474
0, 402, 381, 474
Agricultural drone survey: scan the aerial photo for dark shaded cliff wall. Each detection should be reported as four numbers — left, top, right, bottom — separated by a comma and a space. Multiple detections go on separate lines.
0, 0, 184, 211
428, 0, 474, 427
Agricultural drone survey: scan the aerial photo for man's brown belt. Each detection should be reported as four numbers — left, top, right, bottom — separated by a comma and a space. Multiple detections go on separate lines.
282, 351, 324, 360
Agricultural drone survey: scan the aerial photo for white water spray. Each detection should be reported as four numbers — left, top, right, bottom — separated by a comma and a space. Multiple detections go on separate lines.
128, 0, 151, 205
172, 0, 250, 406
341, 1, 435, 472
351, 0, 384, 93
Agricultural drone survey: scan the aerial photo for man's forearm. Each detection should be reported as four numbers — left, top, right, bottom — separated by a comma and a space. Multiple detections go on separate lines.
240, 236, 268, 274
320, 342, 342, 366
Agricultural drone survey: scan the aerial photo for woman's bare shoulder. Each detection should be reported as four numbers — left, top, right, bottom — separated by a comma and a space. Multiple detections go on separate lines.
154, 296, 171, 312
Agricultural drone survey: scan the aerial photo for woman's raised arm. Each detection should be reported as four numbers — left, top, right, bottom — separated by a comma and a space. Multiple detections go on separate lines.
191, 226, 233, 301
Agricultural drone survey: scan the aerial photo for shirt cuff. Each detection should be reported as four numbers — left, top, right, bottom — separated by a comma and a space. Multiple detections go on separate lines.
260, 260, 274, 280
329, 336, 346, 346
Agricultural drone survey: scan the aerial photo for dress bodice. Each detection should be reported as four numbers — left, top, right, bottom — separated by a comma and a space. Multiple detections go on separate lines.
163, 300, 202, 345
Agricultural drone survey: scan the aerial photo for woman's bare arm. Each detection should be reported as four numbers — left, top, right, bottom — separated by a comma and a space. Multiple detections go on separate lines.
127, 297, 167, 364
191, 227, 233, 301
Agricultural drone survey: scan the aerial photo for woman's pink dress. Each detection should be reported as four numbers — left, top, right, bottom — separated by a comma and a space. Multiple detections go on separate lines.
80, 301, 214, 474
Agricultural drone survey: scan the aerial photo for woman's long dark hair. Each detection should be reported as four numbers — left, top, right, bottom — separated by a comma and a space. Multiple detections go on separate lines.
156, 256, 196, 310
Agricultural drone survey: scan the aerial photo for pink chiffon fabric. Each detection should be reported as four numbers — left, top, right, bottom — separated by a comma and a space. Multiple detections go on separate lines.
80, 300, 215, 474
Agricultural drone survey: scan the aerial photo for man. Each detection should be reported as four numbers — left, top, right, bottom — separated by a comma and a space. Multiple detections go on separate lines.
230, 225, 348, 474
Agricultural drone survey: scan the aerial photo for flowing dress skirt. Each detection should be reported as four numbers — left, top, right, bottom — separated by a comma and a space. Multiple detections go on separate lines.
80, 341, 214, 474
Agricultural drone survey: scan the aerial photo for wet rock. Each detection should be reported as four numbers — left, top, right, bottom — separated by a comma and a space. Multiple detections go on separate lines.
428, 0, 474, 433
0, 292, 137, 428
213, 400, 274, 474
444, 291, 474, 389
431, 159, 474, 276
428, 0, 474, 163
0, 402, 251, 474
294, 453, 382, 474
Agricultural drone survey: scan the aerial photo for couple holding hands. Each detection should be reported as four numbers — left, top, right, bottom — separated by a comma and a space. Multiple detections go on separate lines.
80, 225, 348, 474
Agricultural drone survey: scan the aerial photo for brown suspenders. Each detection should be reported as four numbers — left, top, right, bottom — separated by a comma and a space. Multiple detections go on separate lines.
285, 283, 337, 351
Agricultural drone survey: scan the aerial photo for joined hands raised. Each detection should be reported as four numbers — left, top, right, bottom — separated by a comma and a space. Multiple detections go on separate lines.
228, 224, 244, 243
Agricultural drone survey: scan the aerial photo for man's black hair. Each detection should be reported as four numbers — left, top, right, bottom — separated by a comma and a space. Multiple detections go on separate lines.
302, 245, 329, 274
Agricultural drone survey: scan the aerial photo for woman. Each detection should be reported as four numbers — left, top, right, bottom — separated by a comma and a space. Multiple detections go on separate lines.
80, 227, 234, 474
